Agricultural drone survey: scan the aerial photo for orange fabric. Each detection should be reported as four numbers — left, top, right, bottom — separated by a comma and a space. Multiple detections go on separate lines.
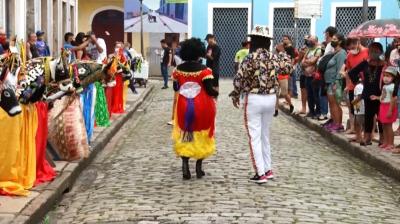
111, 74, 125, 114
277, 74, 290, 80
34, 102, 56, 186
0, 105, 37, 196
346, 47, 369, 90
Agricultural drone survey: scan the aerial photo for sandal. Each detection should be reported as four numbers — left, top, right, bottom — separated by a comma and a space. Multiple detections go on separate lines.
392, 148, 400, 154
348, 138, 359, 143
384, 145, 394, 151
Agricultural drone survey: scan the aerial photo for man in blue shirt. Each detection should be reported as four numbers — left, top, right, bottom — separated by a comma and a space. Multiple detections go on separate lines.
35, 31, 50, 57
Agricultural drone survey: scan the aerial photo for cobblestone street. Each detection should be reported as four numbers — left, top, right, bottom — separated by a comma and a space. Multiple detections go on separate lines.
49, 80, 400, 224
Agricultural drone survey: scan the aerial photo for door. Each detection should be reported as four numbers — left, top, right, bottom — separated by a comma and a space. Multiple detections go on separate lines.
213, 8, 248, 77
273, 8, 311, 48
92, 10, 124, 55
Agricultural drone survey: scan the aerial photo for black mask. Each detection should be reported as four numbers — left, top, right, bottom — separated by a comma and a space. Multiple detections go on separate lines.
331, 41, 339, 48
305, 40, 314, 48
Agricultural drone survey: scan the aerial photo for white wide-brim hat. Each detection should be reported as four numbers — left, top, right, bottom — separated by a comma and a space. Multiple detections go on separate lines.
248, 25, 273, 39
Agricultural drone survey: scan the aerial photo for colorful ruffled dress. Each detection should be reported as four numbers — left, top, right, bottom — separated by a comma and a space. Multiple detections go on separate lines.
172, 66, 216, 159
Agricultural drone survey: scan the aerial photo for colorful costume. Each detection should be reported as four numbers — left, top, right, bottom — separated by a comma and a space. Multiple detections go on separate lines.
0, 104, 37, 196
172, 63, 217, 159
94, 82, 110, 127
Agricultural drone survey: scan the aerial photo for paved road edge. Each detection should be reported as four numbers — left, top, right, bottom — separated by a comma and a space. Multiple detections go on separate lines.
279, 104, 400, 182
13, 85, 155, 224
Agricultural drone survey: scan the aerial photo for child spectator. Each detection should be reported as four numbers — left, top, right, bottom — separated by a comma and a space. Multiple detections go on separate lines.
351, 78, 365, 144
372, 67, 398, 150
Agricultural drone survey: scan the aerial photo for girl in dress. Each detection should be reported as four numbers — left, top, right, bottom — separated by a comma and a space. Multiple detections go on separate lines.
372, 66, 398, 150
172, 38, 218, 180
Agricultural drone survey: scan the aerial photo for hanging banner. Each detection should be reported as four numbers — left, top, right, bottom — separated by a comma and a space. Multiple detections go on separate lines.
294, 0, 323, 19
124, 0, 189, 33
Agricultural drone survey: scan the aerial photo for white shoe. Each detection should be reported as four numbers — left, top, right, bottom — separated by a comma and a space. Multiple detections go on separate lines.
167, 121, 173, 126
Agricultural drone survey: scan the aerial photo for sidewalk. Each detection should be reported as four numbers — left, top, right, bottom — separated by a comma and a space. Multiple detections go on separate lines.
278, 95, 400, 182
0, 84, 154, 224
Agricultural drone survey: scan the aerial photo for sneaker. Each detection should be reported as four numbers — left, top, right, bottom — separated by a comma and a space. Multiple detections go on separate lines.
265, 170, 274, 179
161, 86, 169, 89
321, 119, 333, 127
318, 115, 328, 121
249, 174, 268, 184
167, 120, 173, 126
328, 124, 345, 132
289, 105, 294, 113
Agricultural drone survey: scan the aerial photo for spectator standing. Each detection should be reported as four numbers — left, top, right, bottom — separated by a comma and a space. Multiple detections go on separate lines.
282, 35, 298, 98
205, 34, 221, 91
323, 26, 337, 56
234, 40, 250, 72
0, 27, 8, 54
159, 39, 172, 89
35, 31, 50, 57
74, 32, 90, 60
26, 33, 40, 59
373, 67, 398, 150
297, 41, 308, 115
349, 42, 385, 146
344, 38, 369, 135
301, 35, 322, 118
63, 32, 90, 63
324, 33, 347, 132
352, 78, 365, 143
275, 43, 294, 113
388, 38, 400, 135
86, 31, 107, 63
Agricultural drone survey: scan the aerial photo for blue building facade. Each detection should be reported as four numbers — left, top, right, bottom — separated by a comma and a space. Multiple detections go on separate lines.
159, 0, 188, 24
188, 0, 400, 76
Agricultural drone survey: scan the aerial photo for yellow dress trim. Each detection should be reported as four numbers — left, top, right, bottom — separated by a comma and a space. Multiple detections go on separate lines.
171, 100, 215, 160
202, 74, 214, 80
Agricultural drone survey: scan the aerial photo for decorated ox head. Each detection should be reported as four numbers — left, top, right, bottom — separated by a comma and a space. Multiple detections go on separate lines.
0, 50, 21, 116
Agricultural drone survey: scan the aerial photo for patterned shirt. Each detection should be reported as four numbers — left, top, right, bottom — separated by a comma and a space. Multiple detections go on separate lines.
229, 48, 293, 101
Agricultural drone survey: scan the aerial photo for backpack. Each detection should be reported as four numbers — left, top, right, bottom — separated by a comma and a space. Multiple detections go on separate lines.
317, 53, 336, 74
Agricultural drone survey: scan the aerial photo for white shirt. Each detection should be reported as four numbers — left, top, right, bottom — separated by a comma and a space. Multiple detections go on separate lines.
389, 49, 400, 71
87, 38, 107, 63
354, 83, 365, 115
324, 42, 335, 56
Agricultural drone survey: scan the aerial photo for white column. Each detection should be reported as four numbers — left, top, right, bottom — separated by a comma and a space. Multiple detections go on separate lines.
66, 0, 71, 32
57, 0, 63, 55
0, 0, 5, 29
35, 0, 41, 32
15, 0, 27, 40
74, 0, 78, 34
47, 0, 53, 54
311, 17, 317, 36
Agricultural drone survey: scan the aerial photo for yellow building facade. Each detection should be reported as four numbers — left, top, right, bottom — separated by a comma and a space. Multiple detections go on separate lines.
78, 0, 150, 56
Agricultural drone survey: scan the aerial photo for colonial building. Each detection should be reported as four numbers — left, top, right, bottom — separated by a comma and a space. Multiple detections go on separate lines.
0, 0, 78, 56
191, 0, 400, 77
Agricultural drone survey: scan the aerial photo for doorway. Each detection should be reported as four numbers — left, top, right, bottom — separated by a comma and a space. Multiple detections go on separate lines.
92, 10, 124, 55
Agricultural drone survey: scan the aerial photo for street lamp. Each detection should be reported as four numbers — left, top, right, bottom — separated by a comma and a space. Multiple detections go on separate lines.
139, 0, 145, 58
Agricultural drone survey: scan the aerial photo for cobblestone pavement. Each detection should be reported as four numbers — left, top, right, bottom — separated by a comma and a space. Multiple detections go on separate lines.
49, 80, 400, 224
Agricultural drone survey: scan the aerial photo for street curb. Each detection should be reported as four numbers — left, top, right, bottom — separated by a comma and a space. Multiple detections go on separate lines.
279, 104, 400, 182
15, 85, 155, 224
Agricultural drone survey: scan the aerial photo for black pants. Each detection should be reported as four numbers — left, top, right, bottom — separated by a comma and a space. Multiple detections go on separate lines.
364, 99, 383, 134
348, 90, 354, 115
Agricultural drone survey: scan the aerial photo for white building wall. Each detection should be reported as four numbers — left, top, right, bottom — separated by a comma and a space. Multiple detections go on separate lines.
0, 0, 78, 56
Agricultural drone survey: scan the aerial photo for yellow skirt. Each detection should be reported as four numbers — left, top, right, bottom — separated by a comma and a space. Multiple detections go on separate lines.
123, 81, 129, 110
0, 105, 37, 196
172, 112, 215, 160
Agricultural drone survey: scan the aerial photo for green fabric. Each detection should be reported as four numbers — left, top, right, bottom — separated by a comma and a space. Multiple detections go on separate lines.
94, 82, 110, 127
235, 49, 249, 63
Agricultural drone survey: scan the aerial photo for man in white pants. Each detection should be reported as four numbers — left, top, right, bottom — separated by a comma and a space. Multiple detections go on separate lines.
229, 25, 293, 184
